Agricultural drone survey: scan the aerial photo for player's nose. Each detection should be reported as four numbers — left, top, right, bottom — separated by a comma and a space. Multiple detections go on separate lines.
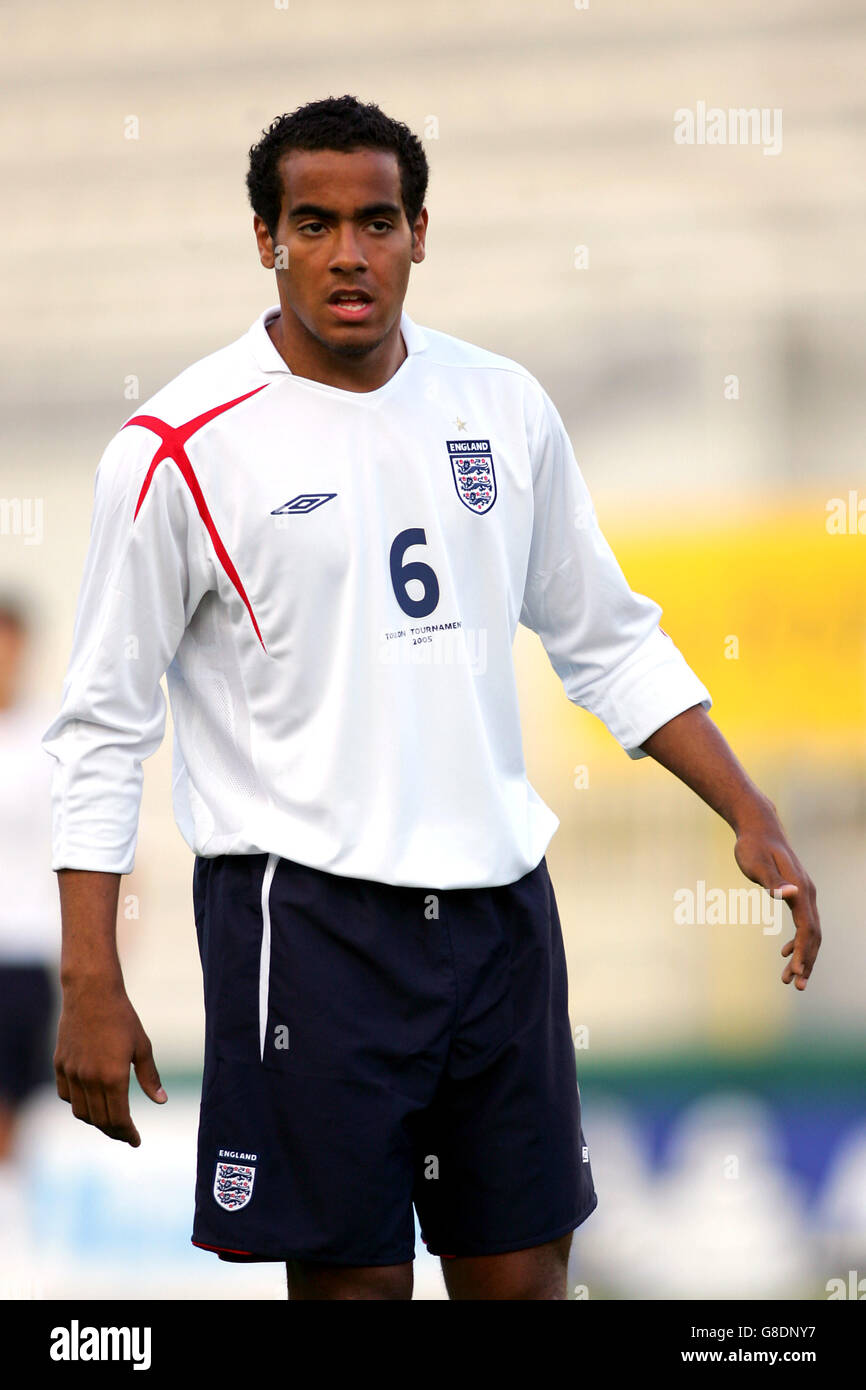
328, 222, 368, 271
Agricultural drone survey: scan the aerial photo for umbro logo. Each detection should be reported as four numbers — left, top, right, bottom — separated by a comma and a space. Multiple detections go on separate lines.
271, 493, 337, 515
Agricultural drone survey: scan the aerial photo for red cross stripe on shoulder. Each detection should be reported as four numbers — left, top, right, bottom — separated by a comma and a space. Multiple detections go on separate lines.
122, 385, 269, 652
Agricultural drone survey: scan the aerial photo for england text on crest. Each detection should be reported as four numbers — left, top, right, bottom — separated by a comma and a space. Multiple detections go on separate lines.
446, 439, 497, 514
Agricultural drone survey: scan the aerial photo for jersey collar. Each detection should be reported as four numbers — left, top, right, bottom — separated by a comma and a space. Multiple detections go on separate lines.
247, 303, 428, 376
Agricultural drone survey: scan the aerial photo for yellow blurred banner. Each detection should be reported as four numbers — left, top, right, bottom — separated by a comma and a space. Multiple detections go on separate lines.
532, 497, 866, 765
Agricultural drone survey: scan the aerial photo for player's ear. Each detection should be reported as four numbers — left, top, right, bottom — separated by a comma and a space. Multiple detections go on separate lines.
254, 214, 276, 270
410, 208, 428, 265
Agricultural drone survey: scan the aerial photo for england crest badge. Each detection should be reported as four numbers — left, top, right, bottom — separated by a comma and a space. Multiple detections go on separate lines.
446, 439, 497, 514
213, 1160, 256, 1211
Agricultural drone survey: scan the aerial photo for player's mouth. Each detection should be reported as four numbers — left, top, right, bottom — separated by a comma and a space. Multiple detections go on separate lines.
327, 289, 375, 322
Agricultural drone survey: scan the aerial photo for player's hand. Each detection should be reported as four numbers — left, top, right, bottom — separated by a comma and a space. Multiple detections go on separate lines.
733, 823, 821, 990
54, 981, 167, 1146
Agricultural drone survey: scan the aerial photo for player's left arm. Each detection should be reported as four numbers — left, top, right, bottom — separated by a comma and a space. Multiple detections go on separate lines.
639, 702, 821, 991
519, 381, 821, 992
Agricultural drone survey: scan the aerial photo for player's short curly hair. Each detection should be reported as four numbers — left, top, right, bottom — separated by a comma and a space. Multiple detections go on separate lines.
246, 95, 429, 239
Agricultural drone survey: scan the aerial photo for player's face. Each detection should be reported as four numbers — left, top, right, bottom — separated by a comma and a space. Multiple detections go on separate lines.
254, 147, 427, 358
0, 619, 25, 707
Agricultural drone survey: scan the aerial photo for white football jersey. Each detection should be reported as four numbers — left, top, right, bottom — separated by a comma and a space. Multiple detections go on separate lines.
42, 305, 711, 889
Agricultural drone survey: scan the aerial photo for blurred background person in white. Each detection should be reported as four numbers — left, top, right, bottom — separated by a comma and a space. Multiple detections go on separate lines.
0, 593, 60, 1261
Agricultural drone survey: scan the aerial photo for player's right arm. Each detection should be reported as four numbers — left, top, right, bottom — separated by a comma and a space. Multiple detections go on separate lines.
55, 868, 165, 1146
43, 421, 215, 1144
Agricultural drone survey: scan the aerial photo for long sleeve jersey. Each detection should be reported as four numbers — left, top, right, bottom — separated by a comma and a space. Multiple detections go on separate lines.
41, 305, 712, 890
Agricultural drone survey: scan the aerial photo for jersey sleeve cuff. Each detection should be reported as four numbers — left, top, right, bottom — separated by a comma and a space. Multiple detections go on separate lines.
621, 686, 713, 760
50, 848, 135, 875
587, 628, 713, 761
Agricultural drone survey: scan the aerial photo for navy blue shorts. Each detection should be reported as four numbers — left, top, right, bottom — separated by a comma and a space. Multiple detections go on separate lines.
190, 852, 597, 1266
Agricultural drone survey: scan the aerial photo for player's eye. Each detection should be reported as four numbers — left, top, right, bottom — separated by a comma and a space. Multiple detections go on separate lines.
299, 221, 325, 233
369, 220, 393, 232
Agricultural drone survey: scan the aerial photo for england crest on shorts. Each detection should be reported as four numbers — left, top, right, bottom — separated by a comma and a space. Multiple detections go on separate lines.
214, 1160, 256, 1211
446, 439, 497, 514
